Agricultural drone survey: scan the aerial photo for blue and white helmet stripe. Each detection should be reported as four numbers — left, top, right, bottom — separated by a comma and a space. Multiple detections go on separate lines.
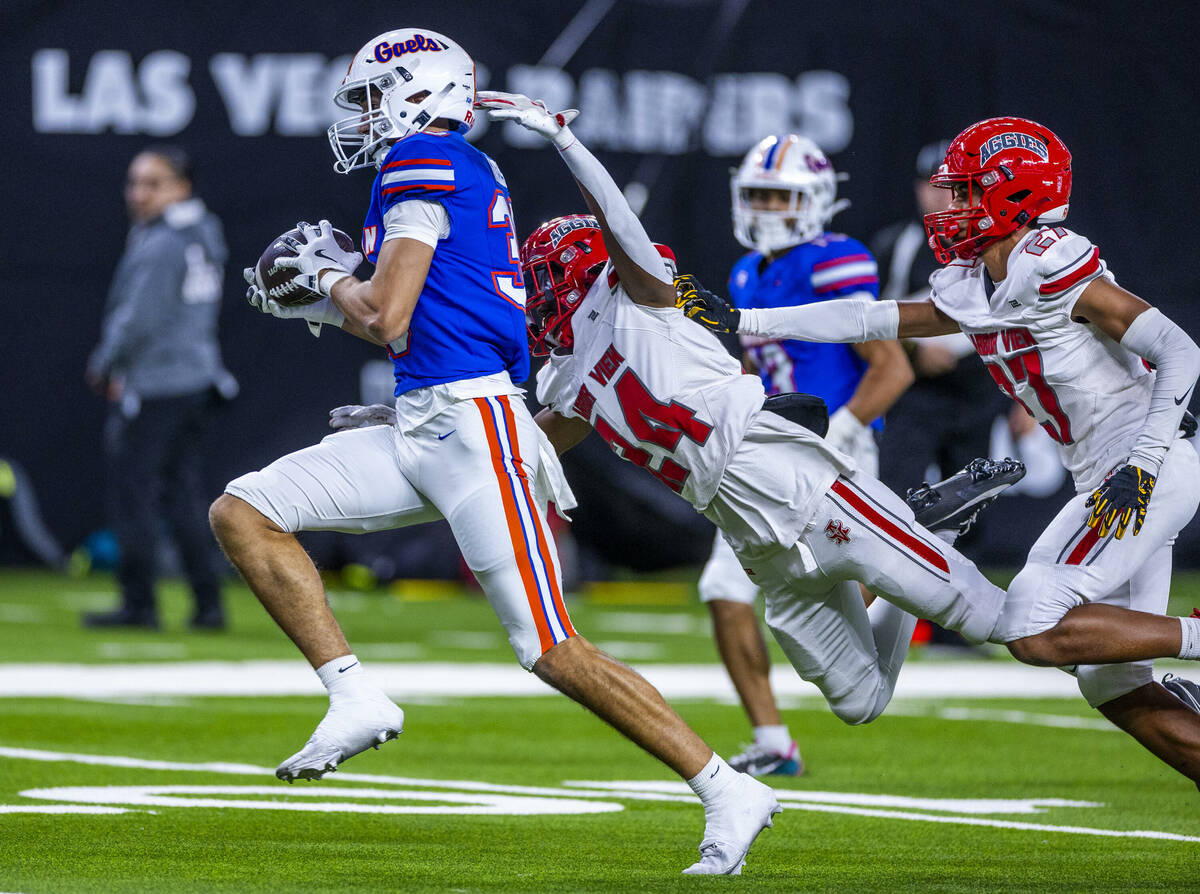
731, 134, 848, 254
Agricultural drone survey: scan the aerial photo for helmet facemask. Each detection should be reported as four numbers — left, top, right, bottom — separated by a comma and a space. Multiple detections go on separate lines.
730, 135, 848, 256
328, 30, 476, 174
732, 185, 832, 255
924, 170, 1005, 263
521, 241, 606, 356
328, 60, 457, 174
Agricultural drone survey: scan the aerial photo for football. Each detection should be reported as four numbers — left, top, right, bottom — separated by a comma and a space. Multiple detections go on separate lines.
255, 225, 359, 307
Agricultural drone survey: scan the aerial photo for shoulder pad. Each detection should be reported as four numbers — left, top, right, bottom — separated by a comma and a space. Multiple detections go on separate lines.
379, 137, 456, 203
809, 238, 878, 296
1014, 228, 1101, 299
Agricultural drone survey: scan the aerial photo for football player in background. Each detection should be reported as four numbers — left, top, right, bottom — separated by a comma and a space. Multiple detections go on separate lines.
210, 29, 781, 875
697, 136, 913, 777
475, 90, 1023, 788
680, 117, 1200, 784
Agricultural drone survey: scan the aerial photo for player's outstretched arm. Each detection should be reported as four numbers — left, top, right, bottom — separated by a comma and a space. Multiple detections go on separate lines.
535, 408, 593, 456
476, 91, 675, 308
678, 275, 960, 342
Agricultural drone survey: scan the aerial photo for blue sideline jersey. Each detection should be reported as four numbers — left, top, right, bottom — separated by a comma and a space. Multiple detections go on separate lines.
361, 131, 529, 396
729, 233, 883, 430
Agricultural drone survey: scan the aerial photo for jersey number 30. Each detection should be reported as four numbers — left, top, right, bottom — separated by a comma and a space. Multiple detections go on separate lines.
489, 190, 525, 308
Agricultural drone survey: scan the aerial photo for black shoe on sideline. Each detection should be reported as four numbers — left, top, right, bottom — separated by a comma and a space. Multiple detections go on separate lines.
82, 608, 160, 630
189, 609, 227, 631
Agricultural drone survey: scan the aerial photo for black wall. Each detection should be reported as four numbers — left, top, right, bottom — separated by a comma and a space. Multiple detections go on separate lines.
4, 0, 1198, 564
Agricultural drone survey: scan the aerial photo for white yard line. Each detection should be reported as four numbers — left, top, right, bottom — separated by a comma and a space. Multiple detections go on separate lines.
2, 746, 1198, 843
0, 661, 1088, 699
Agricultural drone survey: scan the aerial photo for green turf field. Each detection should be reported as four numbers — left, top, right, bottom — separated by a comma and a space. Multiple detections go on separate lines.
2, 569, 1199, 892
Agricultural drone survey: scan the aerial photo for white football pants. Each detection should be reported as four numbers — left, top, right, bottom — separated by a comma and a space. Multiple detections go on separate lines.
995, 437, 1200, 706
225, 393, 574, 669
698, 424, 878, 605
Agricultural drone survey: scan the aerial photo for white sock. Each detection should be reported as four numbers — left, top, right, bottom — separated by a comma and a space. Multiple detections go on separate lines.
753, 725, 792, 755
315, 654, 374, 701
688, 753, 737, 806
1178, 617, 1200, 660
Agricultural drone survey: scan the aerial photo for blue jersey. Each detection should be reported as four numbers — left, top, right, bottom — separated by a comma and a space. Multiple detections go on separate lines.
361, 131, 529, 396
729, 233, 883, 430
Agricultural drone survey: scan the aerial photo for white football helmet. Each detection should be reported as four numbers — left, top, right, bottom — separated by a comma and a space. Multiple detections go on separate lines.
731, 134, 850, 254
327, 29, 476, 173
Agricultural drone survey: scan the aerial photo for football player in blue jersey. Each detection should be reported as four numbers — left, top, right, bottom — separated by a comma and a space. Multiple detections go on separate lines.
209, 28, 776, 874
697, 135, 914, 777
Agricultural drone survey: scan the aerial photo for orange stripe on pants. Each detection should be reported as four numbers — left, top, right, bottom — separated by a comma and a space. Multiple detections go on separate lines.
474, 398, 555, 654
498, 396, 575, 639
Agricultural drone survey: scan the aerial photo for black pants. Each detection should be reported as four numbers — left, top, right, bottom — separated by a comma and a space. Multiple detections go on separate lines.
104, 389, 222, 618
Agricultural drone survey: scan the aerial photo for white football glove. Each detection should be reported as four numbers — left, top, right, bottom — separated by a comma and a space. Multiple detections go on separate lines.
329, 404, 398, 431
243, 265, 345, 338
474, 91, 579, 148
824, 405, 869, 455
275, 219, 364, 298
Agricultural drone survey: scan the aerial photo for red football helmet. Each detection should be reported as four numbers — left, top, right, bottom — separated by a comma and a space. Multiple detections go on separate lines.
520, 214, 676, 356
924, 117, 1072, 264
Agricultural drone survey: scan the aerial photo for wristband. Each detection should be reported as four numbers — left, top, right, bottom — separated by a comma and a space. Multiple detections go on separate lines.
553, 125, 578, 151
319, 269, 352, 298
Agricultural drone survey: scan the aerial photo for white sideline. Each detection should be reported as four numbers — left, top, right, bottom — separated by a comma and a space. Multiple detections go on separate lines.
0, 660, 1087, 699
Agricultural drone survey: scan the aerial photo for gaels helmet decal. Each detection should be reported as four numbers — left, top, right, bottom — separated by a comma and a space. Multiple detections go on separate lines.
327, 28, 476, 174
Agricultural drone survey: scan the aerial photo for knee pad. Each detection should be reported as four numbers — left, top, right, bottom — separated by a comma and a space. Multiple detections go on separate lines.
1076, 661, 1153, 708
995, 564, 1084, 642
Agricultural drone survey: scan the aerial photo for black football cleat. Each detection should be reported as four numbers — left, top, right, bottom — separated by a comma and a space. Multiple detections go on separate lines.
1162, 673, 1200, 713
189, 608, 228, 632
906, 458, 1026, 536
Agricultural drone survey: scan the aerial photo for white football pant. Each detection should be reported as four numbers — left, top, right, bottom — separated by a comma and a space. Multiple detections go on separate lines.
225, 393, 575, 669
995, 437, 1200, 706
699, 424, 878, 605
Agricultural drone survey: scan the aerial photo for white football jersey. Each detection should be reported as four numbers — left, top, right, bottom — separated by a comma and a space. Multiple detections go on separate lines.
929, 227, 1154, 491
537, 266, 779, 510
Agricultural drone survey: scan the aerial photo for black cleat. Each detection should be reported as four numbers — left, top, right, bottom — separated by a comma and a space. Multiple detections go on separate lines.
82, 608, 160, 630
189, 609, 227, 632
1163, 673, 1200, 713
906, 458, 1026, 535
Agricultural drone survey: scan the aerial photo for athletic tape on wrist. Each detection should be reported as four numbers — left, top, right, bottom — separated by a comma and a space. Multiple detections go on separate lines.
319, 269, 351, 297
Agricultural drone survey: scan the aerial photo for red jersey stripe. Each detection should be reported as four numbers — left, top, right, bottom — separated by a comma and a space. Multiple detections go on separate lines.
382, 158, 454, 170
1039, 247, 1100, 295
814, 275, 879, 293
381, 183, 456, 195
812, 253, 872, 272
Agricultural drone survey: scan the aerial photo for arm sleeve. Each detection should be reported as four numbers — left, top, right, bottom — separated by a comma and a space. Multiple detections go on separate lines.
382, 200, 450, 248
1119, 307, 1200, 475
554, 131, 672, 285
738, 296, 900, 343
